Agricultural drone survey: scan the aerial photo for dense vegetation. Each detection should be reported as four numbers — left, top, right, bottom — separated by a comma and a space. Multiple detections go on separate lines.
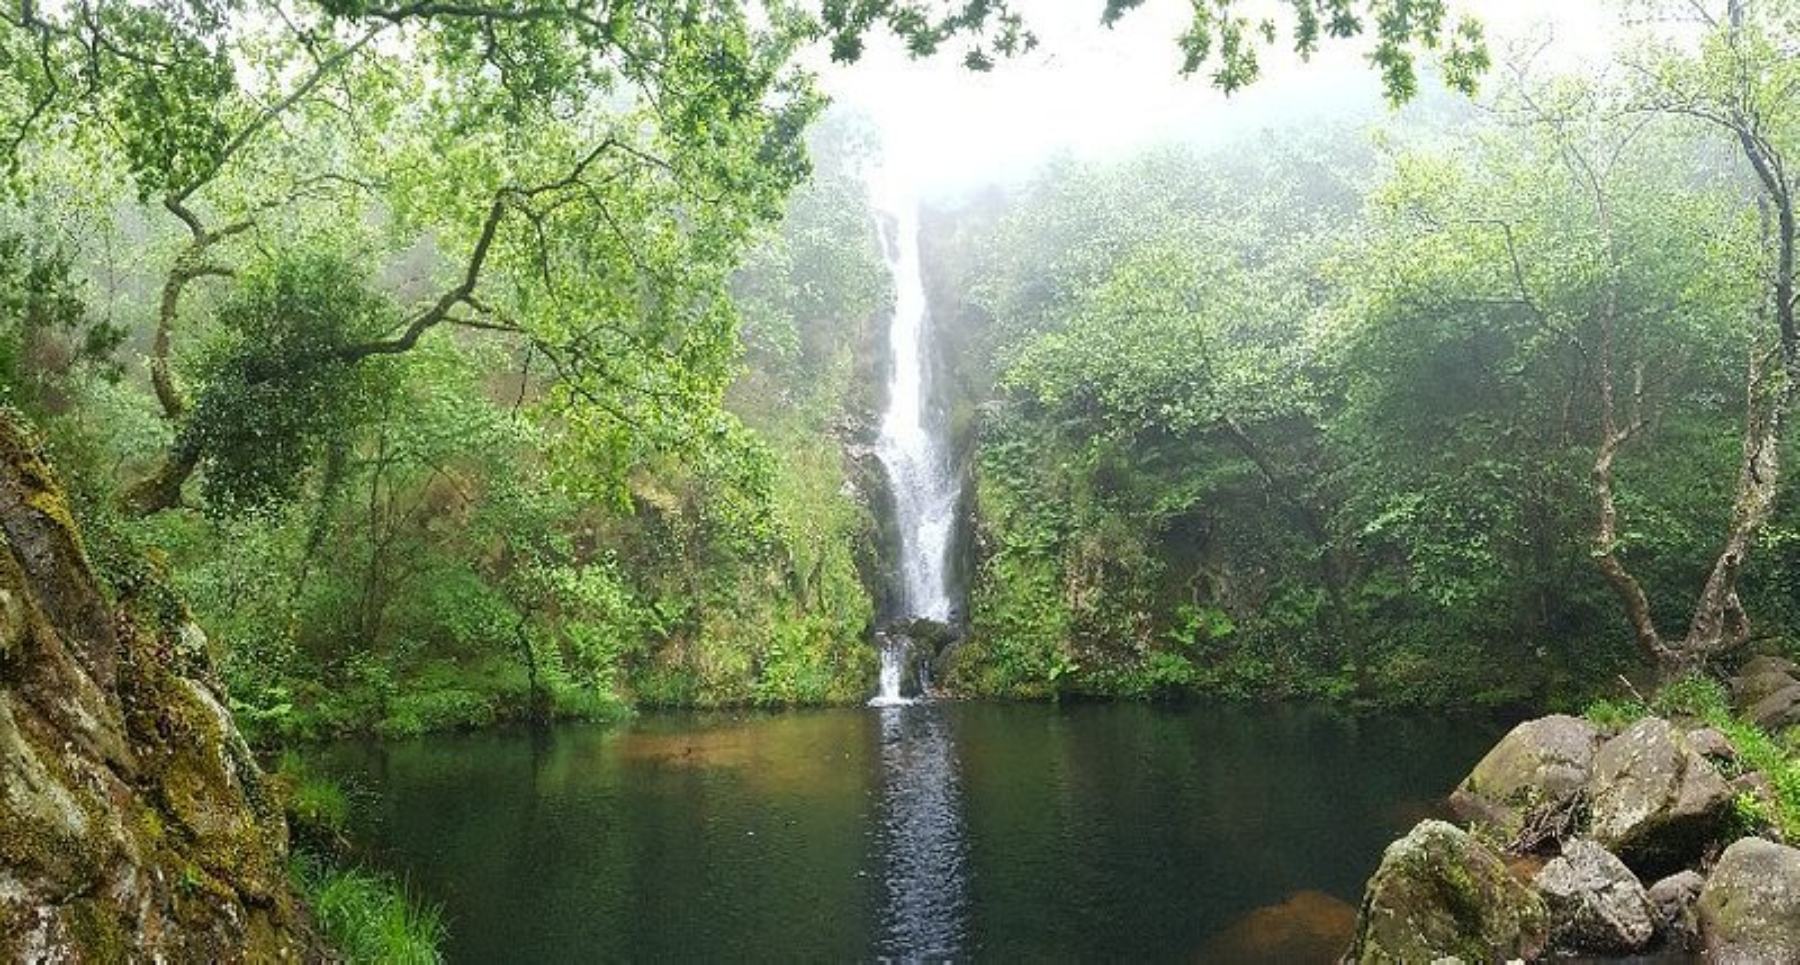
1, 0, 1796, 734
935, 95, 1800, 707
6, 0, 1800, 959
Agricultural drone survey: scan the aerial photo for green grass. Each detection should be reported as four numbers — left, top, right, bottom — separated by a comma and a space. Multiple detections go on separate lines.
291, 852, 446, 964
278, 751, 349, 838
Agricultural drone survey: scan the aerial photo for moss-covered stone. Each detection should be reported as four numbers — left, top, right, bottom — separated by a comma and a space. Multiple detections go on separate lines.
0, 412, 317, 961
1698, 837, 1800, 963
1448, 714, 1601, 841
1345, 820, 1549, 964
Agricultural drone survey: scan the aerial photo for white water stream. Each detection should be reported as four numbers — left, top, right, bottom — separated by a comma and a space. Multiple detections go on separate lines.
869, 177, 959, 705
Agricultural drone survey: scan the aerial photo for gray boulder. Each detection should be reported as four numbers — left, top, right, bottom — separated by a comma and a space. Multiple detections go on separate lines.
1745, 682, 1800, 731
1697, 837, 1800, 964
1533, 838, 1654, 954
1685, 726, 1737, 763
1449, 715, 1601, 839
1344, 820, 1549, 964
1586, 718, 1734, 876
1646, 869, 1704, 952
1732, 669, 1799, 708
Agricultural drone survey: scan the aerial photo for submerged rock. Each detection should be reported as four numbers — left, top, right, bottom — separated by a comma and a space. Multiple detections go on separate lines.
1697, 837, 1800, 963
1532, 838, 1653, 954
1448, 715, 1601, 840
1585, 718, 1733, 877
0, 415, 311, 960
1646, 869, 1704, 953
1344, 820, 1548, 964
1200, 889, 1355, 963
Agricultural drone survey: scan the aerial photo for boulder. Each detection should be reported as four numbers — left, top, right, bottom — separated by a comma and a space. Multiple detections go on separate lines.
1448, 715, 1601, 839
1744, 683, 1800, 731
1586, 718, 1734, 876
1685, 726, 1737, 764
1533, 838, 1654, 954
1344, 820, 1549, 964
1731, 669, 1799, 709
1697, 837, 1800, 963
1737, 654, 1799, 679
1646, 869, 1704, 953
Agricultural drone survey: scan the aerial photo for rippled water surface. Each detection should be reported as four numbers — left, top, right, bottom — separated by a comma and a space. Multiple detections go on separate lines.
316, 702, 1506, 963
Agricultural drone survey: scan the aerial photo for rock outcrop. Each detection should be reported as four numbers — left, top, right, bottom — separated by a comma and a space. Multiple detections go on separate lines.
1532, 839, 1653, 955
1343, 820, 1548, 964
1448, 714, 1601, 840
1697, 837, 1800, 964
0, 415, 312, 959
1585, 718, 1734, 876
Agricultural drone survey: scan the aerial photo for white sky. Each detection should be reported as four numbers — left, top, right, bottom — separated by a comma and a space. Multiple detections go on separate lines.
811, 0, 1623, 197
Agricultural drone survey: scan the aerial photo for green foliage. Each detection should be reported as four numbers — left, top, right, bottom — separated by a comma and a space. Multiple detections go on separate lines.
279, 752, 350, 836
187, 252, 392, 511
0, 230, 122, 413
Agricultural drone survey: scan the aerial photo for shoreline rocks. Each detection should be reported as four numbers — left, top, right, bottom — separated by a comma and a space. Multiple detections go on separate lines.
1448, 715, 1601, 839
1347, 704, 1799, 964
1586, 718, 1734, 877
1534, 839, 1654, 955
1344, 820, 1548, 963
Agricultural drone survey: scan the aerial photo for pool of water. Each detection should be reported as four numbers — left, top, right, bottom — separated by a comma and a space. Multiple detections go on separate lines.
315, 702, 1507, 963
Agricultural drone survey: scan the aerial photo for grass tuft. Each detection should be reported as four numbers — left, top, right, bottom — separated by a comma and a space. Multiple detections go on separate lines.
291, 852, 446, 964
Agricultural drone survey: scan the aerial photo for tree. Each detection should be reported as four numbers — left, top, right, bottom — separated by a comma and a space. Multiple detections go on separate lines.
1617, 0, 1800, 673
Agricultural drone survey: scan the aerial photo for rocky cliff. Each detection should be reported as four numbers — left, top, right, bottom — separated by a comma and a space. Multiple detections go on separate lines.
0, 413, 313, 960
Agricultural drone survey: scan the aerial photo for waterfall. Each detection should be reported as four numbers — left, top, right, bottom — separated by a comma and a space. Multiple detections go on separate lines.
865, 174, 972, 961
869, 177, 959, 705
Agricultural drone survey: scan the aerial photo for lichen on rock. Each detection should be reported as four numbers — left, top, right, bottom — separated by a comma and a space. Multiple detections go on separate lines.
0, 413, 316, 960
1697, 837, 1800, 964
1344, 819, 1549, 964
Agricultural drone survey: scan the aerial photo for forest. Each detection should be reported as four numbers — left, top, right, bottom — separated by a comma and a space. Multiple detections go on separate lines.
2, 0, 1799, 962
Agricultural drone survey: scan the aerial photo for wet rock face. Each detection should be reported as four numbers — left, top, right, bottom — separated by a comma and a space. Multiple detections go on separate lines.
1585, 718, 1733, 878
1344, 820, 1549, 964
0, 417, 311, 960
1533, 839, 1654, 955
1698, 838, 1800, 964
1448, 714, 1601, 839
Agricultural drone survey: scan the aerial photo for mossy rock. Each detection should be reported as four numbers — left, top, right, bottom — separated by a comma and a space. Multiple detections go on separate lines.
1586, 718, 1733, 878
1345, 820, 1549, 964
0, 412, 315, 961
1698, 837, 1800, 963
1448, 714, 1601, 841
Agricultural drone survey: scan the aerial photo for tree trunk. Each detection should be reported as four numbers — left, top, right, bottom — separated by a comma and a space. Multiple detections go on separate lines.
122, 427, 202, 516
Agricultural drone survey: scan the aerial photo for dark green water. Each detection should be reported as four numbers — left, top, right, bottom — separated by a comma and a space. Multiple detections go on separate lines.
316, 702, 1506, 963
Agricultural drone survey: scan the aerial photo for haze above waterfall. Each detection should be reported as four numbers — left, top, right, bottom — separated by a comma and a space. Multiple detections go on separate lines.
811, 0, 1619, 200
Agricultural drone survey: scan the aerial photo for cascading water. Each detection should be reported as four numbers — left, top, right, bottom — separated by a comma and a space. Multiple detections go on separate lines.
864, 174, 971, 959
869, 175, 959, 706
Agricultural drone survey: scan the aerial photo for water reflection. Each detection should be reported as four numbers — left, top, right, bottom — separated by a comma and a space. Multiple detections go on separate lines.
874, 704, 969, 960
314, 703, 1507, 962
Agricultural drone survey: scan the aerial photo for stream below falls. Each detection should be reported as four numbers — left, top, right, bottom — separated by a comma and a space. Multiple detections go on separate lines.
315, 702, 1508, 963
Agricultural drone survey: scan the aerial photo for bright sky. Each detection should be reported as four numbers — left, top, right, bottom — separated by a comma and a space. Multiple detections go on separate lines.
812, 0, 1623, 197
